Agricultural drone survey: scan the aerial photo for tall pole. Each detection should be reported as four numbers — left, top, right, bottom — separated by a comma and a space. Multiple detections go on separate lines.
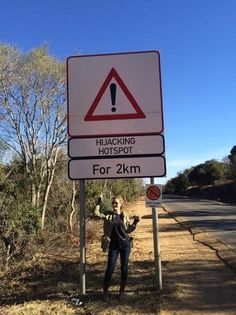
79, 179, 86, 294
151, 177, 162, 290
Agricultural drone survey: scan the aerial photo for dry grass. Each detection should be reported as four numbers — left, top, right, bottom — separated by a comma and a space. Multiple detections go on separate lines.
0, 292, 161, 315
1, 198, 236, 314
0, 301, 77, 315
0, 200, 164, 314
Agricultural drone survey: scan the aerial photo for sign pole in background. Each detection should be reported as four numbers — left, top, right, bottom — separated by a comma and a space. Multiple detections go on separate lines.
151, 177, 162, 290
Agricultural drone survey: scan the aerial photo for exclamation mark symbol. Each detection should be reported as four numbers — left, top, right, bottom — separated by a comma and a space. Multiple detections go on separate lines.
110, 83, 116, 112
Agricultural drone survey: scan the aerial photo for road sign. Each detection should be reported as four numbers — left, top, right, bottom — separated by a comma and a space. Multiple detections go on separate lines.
145, 184, 162, 207
67, 51, 163, 137
84, 68, 146, 121
68, 134, 165, 158
68, 156, 166, 180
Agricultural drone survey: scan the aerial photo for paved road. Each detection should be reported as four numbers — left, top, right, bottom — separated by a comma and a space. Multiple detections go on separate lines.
162, 195, 236, 253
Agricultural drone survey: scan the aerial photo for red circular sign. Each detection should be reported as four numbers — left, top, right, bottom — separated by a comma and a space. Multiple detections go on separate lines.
146, 185, 161, 200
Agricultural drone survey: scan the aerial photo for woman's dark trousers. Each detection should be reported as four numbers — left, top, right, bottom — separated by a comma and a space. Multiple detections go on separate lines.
103, 241, 131, 295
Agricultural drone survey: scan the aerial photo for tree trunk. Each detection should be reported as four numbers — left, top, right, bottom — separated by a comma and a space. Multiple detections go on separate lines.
31, 182, 37, 207
41, 147, 60, 230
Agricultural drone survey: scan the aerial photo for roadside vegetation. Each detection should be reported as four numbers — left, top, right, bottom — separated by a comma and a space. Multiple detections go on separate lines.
0, 43, 144, 314
164, 146, 236, 203
0, 43, 235, 313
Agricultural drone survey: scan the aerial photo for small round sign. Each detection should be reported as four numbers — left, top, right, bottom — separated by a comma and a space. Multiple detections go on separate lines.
146, 185, 161, 200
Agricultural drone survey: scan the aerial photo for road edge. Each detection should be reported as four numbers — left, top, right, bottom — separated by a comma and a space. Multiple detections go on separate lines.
162, 203, 236, 271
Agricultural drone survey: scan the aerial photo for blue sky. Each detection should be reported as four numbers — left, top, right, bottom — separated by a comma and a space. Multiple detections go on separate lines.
1, 0, 235, 183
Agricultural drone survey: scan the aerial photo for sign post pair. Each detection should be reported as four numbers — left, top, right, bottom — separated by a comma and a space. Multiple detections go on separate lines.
67, 51, 165, 294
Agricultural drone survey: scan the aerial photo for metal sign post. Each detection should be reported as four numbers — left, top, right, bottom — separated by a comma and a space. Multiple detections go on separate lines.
79, 179, 86, 294
151, 177, 162, 290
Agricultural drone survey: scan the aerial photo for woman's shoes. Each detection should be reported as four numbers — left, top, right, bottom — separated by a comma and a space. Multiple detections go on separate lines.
103, 293, 109, 302
118, 291, 124, 301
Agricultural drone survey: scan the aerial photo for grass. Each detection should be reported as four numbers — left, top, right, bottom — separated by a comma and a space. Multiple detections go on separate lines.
0, 291, 163, 315
1, 300, 78, 315
0, 217, 166, 315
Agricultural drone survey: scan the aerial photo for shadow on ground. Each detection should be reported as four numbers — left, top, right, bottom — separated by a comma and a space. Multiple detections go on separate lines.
1, 253, 236, 314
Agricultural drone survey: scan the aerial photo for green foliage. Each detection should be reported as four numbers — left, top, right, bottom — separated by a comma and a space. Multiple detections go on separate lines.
12, 203, 41, 234
110, 179, 144, 201
163, 179, 176, 194
0, 200, 41, 236
35, 152, 145, 231
228, 146, 236, 163
175, 172, 190, 191
0, 43, 66, 227
0, 161, 41, 236
0, 43, 146, 236
85, 178, 144, 214
164, 171, 190, 194
227, 146, 236, 179
188, 160, 225, 186
2, 159, 32, 201
164, 158, 228, 194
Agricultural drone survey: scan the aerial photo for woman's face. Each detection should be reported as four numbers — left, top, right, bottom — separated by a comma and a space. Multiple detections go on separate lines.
112, 198, 122, 214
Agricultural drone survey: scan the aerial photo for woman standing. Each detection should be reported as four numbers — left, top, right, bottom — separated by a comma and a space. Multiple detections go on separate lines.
93, 194, 140, 301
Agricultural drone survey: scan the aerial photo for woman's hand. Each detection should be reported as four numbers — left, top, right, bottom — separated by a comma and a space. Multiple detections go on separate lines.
96, 193, 103, 205
133, 216, 140, 226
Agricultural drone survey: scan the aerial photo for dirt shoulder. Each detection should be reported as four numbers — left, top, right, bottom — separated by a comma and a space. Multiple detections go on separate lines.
157, 201, 236, 315
131, 197, 236, 315
1, 197, 236, 314
86, 197, 236, 314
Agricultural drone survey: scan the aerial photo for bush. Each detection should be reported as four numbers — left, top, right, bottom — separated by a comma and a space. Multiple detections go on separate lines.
188, 160, 225, 186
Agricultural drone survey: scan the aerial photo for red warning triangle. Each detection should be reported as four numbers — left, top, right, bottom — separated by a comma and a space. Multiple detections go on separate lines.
84, 68, 146, 121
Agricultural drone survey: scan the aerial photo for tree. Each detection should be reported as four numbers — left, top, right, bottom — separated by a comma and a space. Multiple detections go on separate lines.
44, 151, 79, 233
163, 178, 176, 194
228, 146, 236, 179
0, 44, 66, 230
175, 172, 190, 192
0, 160, 41, 270
188, 160, 225, 186
0, 140, 8, 161
228, 146, 236, 164
109, 178, 144, 201
163, 171, 190, 194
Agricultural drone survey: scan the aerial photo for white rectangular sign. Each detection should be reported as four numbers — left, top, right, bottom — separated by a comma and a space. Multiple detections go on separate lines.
67, 51, 163, 137
145, 184, 162, 207
68, 135, 164, 158
68, 156, 166, 179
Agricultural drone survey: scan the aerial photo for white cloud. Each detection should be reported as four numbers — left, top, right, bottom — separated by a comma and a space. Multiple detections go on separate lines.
169, 159, 201, 168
